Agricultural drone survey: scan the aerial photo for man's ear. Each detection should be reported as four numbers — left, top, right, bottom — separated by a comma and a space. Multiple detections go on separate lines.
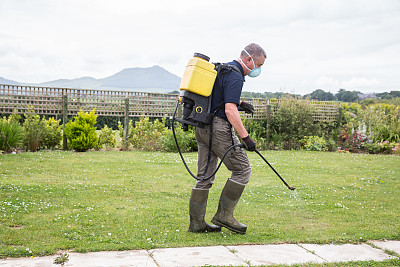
245, 56, 252, 63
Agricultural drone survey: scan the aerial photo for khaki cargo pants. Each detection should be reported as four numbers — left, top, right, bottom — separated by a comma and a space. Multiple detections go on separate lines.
194, 116, 251, 189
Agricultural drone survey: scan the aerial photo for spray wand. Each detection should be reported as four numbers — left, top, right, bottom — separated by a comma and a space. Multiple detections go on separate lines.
254, 149, 296, 191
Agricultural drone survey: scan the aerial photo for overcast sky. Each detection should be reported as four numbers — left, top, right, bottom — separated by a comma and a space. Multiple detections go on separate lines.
1, 0, 399, 95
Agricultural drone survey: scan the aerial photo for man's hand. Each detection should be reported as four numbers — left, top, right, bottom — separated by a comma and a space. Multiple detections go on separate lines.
238, 101, 254, 114
242, 135, 256, 151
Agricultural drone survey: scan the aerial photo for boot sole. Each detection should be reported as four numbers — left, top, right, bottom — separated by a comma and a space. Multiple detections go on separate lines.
211, 219, 246, 234
188, 226, 222, 233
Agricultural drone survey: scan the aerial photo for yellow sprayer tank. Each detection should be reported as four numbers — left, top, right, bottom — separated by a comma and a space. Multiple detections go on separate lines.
180, 53, 217, 97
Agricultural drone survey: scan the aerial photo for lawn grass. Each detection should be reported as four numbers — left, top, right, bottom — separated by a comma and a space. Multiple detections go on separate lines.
0, 150, 399, 259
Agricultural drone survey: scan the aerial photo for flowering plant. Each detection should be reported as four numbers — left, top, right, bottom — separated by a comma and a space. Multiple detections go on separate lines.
363, 141, 399, 154
337, 128, 367, 153
393, 144, 400, 155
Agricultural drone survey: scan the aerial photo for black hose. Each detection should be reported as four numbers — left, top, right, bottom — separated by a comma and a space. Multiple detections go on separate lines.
171, 100, 243, 181
172, 100, 296, 190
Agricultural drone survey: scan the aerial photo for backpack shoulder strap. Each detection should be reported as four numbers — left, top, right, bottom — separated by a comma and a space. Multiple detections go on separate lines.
213, 63, 242, 76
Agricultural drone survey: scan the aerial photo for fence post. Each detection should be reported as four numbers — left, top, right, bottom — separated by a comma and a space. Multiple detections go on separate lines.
123, 97, 129, 150
62, 90, 68, 150
338, 106, 343, 128
266, 104, 271, 140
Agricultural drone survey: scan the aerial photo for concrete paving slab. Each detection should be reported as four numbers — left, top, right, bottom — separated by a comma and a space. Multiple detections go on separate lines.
371, 240, 400, 255
301, 243, 395, 263
0, 250, 157, 267
150, 246, 245, 267
0, 255, 54, 267
66, 250, 157, 267
226, 244, 325, 266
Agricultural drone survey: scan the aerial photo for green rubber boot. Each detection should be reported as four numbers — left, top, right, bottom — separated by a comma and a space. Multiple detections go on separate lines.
188, 188, 221, 233
211, 179, 247, 234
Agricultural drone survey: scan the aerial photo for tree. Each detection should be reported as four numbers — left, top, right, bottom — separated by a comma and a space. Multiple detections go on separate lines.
336, 89, 360, 102
390, 91, 400, 98
310, 89, 336, 101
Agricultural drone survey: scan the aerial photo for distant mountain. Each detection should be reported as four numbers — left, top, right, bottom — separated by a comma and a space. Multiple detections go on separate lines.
99, 66, 181, 90
0, 66, 181, 93
0, 77, 20, 85
38, 77, 100, 89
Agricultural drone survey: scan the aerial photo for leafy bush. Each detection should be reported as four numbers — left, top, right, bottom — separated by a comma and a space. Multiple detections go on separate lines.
243, 119, 269, 150
0, 118, 23, 153
363, 141, 399, 154
64, 110, 98, 152
117, 121, 125, 138
159, 124, 196, 152
7, 113, 22, 125
96, 125, 116, 150
22, 113, 47, 152
43, 117, 62, 150
301, 136, 328, 151
269, 97, 316, 149
393, 144, 400, 155
117, 120, 134, 148
129, 117, 167, 151
341, 102, 363, 131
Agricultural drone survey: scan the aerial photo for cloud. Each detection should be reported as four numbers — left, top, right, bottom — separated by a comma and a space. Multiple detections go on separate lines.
342, 77, 379, 90
0, 0, 399, 95
316, 76, 341, 89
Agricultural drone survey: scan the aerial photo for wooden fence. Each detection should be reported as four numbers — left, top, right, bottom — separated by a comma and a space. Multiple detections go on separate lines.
0, 84, 341, 122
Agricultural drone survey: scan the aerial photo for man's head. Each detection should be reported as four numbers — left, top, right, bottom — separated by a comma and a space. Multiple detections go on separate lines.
239, 43, 266, 77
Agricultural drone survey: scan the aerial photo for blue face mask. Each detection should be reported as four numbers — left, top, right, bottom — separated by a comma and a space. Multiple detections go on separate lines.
248, 67, 261, 78
241, 49, 261, 78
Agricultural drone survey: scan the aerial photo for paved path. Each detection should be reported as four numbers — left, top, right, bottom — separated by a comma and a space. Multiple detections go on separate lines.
0, 241, 399, 266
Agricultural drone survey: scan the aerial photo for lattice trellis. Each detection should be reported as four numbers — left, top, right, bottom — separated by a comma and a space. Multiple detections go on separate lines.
0, 85, 63, 115
240, 98, 340, 122
0, 84, 340, 122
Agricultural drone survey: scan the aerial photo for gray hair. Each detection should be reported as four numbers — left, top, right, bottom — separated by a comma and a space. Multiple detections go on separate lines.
240, 43, 266, 60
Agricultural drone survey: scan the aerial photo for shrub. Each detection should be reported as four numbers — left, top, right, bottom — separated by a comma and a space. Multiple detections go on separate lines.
7, 113, 22, 125
129, 117, 167, 151
301, 136, 328, 151
363, 141, 399, 154
117, 120, 133, 148
117, 121, 125, 138
393, 144, 400, 155
43, 117, 62, 150
243, 119, 269, 150
269, 97, 316, 149
22, 113, 47, 152
96, 125, 116, 150
0, 118, 23, 153
341, 102, 363, 131
160, 124, 196, 152
64, 110, 98, 152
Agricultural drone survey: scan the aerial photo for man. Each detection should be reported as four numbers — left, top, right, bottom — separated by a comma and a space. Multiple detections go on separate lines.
188, 43, 266, 234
